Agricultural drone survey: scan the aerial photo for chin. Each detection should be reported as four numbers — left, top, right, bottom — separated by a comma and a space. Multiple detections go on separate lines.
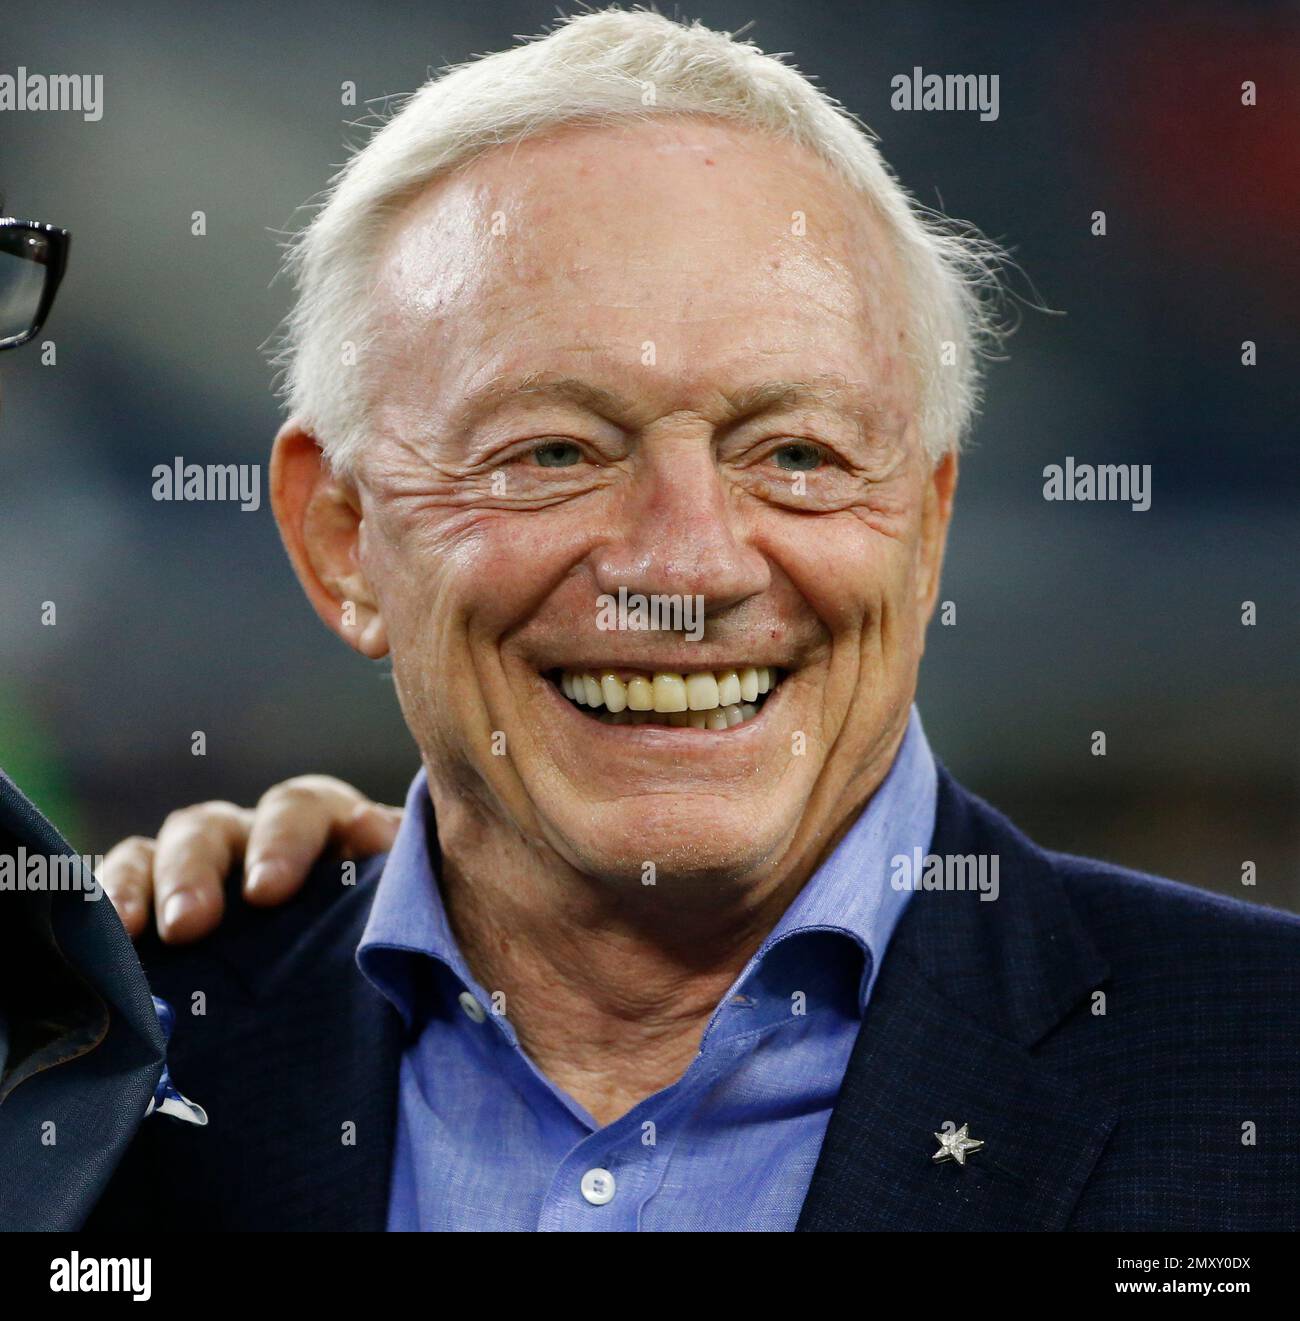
538, 793, 793, 891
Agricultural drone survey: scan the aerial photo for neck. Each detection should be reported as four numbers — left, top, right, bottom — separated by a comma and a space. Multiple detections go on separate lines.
425, 799, 777, 1123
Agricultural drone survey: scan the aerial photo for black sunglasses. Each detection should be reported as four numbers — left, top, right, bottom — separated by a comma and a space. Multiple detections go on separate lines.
0, 218, 71, 350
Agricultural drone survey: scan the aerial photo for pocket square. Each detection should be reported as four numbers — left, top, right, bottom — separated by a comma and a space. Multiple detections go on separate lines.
144, 995, 208, 1126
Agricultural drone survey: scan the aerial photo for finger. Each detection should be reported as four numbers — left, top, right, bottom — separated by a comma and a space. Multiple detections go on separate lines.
98, 836, 157, 938
152, 801, 252, 944
242, 776, 371, 906
338, 802, 403, 857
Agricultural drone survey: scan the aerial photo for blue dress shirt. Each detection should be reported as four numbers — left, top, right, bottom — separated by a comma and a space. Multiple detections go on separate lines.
357, 706, 937, 1231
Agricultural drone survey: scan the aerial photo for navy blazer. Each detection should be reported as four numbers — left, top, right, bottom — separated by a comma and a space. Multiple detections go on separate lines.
0, 771, 164, 1231
90, 768, 1300, 1231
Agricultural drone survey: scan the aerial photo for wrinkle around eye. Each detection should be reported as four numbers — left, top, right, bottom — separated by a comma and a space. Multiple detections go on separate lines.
726, 447, 915, 517
391, 469, 613, 510
368, 459, 619, 537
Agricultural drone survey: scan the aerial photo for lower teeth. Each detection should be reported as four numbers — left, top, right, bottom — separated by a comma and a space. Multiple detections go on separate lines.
589, 700, 761, 729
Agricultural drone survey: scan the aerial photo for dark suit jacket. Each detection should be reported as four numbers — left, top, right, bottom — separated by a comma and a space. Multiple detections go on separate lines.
0, 770, 164, 1230
90, 768, 1300, 1231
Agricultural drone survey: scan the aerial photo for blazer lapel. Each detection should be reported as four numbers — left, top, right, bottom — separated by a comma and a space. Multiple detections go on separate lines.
227, 864, 406, 1231
798, 768, 1117, 1231
236, 956, 404, 1230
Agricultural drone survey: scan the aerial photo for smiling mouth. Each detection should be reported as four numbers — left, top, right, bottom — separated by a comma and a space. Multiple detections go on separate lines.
549, 666, 783, 730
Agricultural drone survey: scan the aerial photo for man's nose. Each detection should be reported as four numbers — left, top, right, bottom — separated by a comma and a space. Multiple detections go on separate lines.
591, 436, 770, 613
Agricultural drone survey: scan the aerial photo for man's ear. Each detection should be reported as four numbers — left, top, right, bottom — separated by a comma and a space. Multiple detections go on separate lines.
270, 421, 389, 659
918, 449, 959, 623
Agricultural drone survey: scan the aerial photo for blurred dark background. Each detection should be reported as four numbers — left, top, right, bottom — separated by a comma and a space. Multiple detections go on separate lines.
1, 1, 1296, 909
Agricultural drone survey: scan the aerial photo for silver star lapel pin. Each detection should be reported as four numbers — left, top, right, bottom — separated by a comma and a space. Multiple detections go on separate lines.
932, 1123, 984, 1166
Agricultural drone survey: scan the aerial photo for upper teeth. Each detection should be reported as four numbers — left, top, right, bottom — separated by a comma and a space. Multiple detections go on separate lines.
560, 667, 776, 713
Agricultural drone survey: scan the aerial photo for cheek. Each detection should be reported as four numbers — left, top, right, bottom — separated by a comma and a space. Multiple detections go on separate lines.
453, 512, 594, 644
765, 509, 911, 640
364, 497, 587, 655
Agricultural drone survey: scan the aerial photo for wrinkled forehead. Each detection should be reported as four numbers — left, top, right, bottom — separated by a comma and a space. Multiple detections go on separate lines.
367, 117, 913, 413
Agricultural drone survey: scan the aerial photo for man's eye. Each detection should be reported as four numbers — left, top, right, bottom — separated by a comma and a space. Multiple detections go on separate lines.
770, 442, 825, 472
532, 440, 583, 468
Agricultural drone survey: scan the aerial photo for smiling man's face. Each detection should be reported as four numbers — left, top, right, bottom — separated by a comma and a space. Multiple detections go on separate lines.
278, 116, 956, 896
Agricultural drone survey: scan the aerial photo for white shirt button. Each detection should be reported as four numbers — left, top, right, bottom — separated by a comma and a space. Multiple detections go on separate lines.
457, 991, 487, 1023
580, 1167, 616, 1206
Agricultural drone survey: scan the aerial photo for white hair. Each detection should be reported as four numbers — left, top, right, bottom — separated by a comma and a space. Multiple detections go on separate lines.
275, 7, 1004, 472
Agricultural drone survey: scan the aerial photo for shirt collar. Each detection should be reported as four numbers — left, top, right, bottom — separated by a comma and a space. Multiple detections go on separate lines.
747, 704, 937, 1011
356, 771, 469, 1028
358, 706, 937, 1023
